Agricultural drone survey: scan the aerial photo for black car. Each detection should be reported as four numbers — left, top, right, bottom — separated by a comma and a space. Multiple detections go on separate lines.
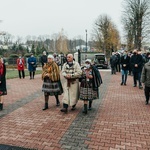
94, 53, 108, 69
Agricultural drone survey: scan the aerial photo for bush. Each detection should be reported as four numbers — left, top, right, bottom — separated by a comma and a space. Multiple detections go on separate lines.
8, 54, 19, 65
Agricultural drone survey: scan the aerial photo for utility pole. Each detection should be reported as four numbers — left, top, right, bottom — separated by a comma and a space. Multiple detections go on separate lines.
85, 29, 87, 52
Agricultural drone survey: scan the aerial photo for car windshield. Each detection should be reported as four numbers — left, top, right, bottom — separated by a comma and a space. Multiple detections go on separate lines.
95, 55, 105, 60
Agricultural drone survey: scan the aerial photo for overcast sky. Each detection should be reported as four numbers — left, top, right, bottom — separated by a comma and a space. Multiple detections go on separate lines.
0, 0, 123, 40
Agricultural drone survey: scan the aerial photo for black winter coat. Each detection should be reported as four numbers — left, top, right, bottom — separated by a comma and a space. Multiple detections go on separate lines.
0, 64, 7, 95
120, 55, 130, 70
130, 54, 143, 72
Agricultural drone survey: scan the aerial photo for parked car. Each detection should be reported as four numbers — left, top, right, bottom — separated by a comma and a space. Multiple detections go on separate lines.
94, 53, 108, 69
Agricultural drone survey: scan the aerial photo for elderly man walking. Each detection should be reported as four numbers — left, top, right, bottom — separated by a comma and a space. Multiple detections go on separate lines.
141, 52, 150, 105
60, 54, 82, 113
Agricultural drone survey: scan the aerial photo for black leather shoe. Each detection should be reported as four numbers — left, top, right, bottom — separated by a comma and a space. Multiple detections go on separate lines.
60, 108, 68, 113
42, 103, 48, 110
82, 104, 87, 114
124, 83, 126, 86
71, 107, 76, 111
133, 84, 137, 87
120, 82, 123, 85
145, 101, 148, 105
42, 107, 48, 110
82, 110, 87, 114
88, 107, 92, 110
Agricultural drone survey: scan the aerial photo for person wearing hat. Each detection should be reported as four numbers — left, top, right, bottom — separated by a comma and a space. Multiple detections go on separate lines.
28, 53, 37, 79
42, 54, 63, 110
60, 54, 82, 113
79, 59, 101, 114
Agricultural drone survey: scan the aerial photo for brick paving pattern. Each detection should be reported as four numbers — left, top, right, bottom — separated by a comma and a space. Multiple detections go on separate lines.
0, 71, 150, 150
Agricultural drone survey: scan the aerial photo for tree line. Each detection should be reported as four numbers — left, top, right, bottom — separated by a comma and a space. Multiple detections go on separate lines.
0, 0, 150, 58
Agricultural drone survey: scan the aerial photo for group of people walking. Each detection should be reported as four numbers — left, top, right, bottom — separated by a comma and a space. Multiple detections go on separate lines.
110, 49, 150, 105
0, 49, 149, 112
41, 53, 102, 114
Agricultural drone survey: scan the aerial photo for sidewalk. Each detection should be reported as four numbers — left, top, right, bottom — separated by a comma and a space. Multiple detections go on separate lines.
0, 70, 150, 150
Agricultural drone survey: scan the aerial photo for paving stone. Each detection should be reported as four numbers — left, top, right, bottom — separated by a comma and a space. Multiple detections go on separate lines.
0, 71, 149, 150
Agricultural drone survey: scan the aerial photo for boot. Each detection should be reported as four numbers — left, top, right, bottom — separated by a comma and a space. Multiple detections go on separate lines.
145, 100, 148, 105
121, 75, 124, 85
60, 103, 68, 113
71, 104, 76, 110
82, 104, 87, 114
124, 74, 127, 85
88, 101, 92, 110
0, 103, 3, 111
43, 102, 48, 110
33, 72, 35, 79
29, 72, 32, 79
55, 95, 60, 106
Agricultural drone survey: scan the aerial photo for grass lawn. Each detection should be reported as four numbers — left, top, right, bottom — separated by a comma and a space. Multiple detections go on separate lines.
6, 69, 42, 79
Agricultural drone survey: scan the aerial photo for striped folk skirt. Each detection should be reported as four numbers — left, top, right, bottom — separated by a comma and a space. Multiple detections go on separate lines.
79, 79, 98, 101
42, 77, 63, 96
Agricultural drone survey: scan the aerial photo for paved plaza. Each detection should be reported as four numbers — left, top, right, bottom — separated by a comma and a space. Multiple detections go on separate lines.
0, 70, 150, 150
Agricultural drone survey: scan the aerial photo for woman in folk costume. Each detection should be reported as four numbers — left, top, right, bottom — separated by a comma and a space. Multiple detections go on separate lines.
42, 54, 63, 110
17, 55, 25, 79
0, 57, 7, 111
60, 54, 82, 113
79, 59, 102, 114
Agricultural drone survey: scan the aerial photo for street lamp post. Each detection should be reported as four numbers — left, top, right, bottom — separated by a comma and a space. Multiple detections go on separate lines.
85, 29, 87, 52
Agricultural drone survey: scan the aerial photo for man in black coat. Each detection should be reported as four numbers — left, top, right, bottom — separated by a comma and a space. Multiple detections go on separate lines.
110, 52, 118, 75
120, 50, 130, 85
41, 51, 47, 68
115, 52, 121, 72
130, 49, 143, 89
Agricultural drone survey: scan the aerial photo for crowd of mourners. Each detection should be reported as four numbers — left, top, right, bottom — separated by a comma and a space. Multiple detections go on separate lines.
0, 49, 149, 112
110, 49, 150, 105
0, 52, 102, 114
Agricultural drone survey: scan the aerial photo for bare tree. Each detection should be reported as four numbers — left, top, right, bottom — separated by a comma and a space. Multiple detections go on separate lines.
92, 14, 120, 56
122, 0, 150, 51
56, 29, 69, 54
51, 33, 58, 52
16, 36, 23, 45
0, 32, 13, 45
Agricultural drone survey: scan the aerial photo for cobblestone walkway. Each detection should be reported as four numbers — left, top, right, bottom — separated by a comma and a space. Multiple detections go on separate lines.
0, 71, 149, 150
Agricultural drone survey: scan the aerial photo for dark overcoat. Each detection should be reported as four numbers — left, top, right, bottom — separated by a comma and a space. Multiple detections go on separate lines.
0, 64, 7, 95
130, 54, 143, 72
120, 55, 130, 70
28, 56, 37, 72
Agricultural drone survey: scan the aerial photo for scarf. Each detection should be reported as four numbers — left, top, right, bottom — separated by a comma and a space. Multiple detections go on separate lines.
42, 61, 60, 81
19, 58, 23, 64
124, 55, 127, 60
